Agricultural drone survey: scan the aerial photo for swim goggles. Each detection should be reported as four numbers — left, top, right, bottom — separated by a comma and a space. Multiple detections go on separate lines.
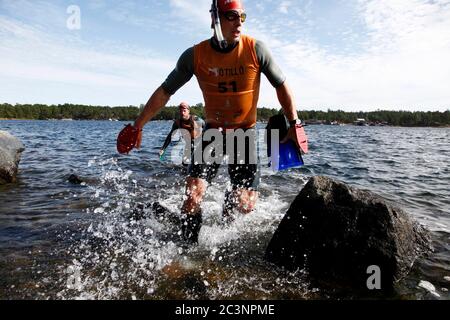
221, 10, 247, 23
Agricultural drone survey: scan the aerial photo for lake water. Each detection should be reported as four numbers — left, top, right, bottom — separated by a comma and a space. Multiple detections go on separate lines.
0, 120, 449, 300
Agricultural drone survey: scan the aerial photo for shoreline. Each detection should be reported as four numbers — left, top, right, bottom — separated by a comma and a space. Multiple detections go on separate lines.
1, 118, 450, 128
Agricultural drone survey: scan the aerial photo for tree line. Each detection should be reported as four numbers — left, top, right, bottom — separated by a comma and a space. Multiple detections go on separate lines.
1, 103, 449, 127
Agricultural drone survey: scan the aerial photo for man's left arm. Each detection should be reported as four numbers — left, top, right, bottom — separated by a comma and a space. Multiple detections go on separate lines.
276, 81, 298, 123
277, 82, 301, 145
256, 40, 299, 143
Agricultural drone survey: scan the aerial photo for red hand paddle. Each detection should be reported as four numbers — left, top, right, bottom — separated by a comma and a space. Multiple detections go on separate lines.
117, 124, 140, 154
294, 124, 309, 154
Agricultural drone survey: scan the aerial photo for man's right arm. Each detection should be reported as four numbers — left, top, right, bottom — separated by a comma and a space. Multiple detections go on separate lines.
133, 86, 171, 149
133, 47, 195, 148
134, 86, 171, 130
161, 47, 195, 95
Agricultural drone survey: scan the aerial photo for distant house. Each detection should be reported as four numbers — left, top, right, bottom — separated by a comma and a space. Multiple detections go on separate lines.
354, 118, 367, 126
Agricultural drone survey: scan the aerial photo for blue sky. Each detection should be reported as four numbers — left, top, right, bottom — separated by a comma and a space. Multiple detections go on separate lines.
1, 0, 449, 111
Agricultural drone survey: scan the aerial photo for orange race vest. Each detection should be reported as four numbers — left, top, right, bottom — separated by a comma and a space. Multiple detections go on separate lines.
194, 35, 261, 129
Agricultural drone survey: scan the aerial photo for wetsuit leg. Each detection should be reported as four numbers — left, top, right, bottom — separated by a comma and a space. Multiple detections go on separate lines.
181, 211, 203, 243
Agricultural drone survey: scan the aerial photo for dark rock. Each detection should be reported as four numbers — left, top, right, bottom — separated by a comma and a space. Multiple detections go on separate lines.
265, 176, 432, 289
0, 131, 25, 184
68, 174, 83, 185
129, 202, 148, 221
129, 201, 180, 225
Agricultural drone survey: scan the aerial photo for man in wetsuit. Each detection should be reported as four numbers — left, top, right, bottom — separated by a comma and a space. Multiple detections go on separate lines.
132, 0, 301, 243
159, 102, 205, 163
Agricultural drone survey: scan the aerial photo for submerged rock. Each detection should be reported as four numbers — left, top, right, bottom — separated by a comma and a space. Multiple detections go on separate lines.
265, 176, 432, 289
0, 131, 25, 184
129, 201, 180, 225
68, 174, 83, 185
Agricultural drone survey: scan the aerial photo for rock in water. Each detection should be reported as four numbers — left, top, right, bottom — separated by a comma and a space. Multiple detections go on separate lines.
129, 201, 181, 225
418, 280, 440, 298
0, 131, 25, 184
265, 176, 432, 289
68, 174, 83, 185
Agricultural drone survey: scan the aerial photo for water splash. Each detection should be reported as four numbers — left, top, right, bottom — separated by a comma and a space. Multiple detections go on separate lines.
56, 156, 313, 300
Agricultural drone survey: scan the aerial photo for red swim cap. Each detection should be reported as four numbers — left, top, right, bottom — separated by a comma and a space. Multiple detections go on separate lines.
218, 0, 244, 12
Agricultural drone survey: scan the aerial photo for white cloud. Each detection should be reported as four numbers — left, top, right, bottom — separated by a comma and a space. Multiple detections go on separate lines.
88, 0, 107, 10
0, 0, 67, 30
278, 1, 291, 14
169, 0, 211, 31
269, 0, 450, 110
0, 0, 211, 106
1, 0, 449, 111
96, 1, 173, 34
255, 3, 265, 13
0, 14, 176, 105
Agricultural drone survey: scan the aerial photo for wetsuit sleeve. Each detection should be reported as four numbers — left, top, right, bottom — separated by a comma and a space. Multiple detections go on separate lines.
255, 40, 286, 88
161, 122, 178, 150
161, 47, 195, 95
198, 117, 206, 129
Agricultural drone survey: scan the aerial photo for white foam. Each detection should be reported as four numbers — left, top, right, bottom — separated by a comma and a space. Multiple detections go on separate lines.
418, 280, 441, 298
